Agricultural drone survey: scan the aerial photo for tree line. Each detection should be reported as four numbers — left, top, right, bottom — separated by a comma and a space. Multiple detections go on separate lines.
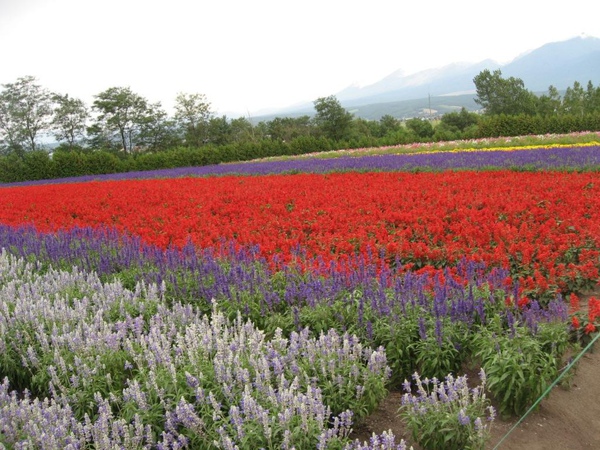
1, 71, 599, 164
0, 76, 450, 156
473, 69, 600, 117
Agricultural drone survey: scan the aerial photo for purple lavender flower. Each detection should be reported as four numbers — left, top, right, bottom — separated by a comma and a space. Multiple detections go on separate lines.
458, 408, 471, 425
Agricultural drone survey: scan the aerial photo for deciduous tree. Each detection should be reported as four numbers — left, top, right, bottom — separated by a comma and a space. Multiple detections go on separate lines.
378, 115, 402, 137
174, 92, 212, 147
537, 86, 562, 116
473, 69, 537, 116
92, 86, 149, 153
229, 117, 256, 143
313, 95, 353, 141
0, 75, 53, 154
584, 81, 600, 114
562, 81, 585, 116
405, 117, 434, 139
266, 116, 313, 142
136, 102, 180, 151
51, 93, 89, 149
440, 108, 479, 131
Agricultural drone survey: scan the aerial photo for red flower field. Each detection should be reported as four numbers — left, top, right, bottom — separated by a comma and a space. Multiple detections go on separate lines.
1, 170, 599, 295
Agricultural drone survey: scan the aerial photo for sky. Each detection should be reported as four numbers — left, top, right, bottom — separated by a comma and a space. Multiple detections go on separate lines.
0, 0, 597, 117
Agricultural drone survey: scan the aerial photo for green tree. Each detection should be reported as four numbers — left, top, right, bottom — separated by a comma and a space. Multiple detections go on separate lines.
473, 69, 537, 116
351, 118, 379, 138
562, 81, 585, 116
0, 94, 22, 155
313, 95, 353, 141
440, 107, 479, 131
51, 93, 89, 150
405, 117, 434, 139
174, 92, 212, 147
585, 80, 600, 113
378, 114, 402, 137
136, 102, 180, 151
266, 116, 313, 142
229, 117, 256, 143
537, 85, 562, 116
0, 75, 53, 154
92, 86, 149, 153
433, 121, 461, 141
86, 123, 119, 151
584, 81, 600, 114
206, 115, 231, 145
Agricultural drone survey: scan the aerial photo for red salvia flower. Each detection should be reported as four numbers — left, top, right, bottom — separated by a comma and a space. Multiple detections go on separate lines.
517, 297, 530, 308
0, 170, 599, 294
569, 293, 580, 313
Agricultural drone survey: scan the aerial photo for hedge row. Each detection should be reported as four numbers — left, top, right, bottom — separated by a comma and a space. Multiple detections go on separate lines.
476, 113, 600, 138
1, 113, 599, 183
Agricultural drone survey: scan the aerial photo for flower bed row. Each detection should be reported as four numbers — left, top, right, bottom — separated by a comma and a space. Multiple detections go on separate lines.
2, 226, 587, 416
2, 144, 600, 187
1, 223, 596, 448
0, 250, 395, 449
1, 170, 599, 297
1, 224, 589, 448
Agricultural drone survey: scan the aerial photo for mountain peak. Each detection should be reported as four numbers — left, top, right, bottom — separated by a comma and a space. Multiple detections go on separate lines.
335, 36, 599, 107
255, 35, 600, 121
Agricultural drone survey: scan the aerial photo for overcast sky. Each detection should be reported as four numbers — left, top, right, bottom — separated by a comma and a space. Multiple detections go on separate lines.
0, 0, 596, 116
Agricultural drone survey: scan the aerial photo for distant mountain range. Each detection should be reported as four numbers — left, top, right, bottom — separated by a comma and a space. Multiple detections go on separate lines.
253, 35, 600, 121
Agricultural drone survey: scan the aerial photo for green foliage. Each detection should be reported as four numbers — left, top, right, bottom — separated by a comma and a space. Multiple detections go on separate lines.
51, 150, 92, 178
537, 85, 562, 116
378, 114, 402, 137
562, 81, 586, 116
2, 73, 600, 183
174, 92, 212, 148
289, 135, 332, 154
84, 151, 124, 175
372, 317, 419, 387
440, 107, 479, 131
0, 152, 26, 182
136, 102, 181, 151
433, 122, 461, 142
0, 75, 53, 153
313, 95, 354, 141
22, 150, 53, 181
405, 118, 434, 139
475, 113, 600, 137
92, 86, 155, 153
409, 320, 468, 380
473, 328, 559, 417
399, 370, 495, 450
51, 93, 89, 149
265, 115, 313, 142
474, 69, 538, 116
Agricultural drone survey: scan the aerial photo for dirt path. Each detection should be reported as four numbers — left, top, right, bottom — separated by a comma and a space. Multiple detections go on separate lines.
489, 346, 600, 449
350, 343, 600, 449
350, 289, 600, 449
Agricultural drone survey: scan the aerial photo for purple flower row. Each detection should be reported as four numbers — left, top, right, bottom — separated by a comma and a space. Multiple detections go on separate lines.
0, 223, 573, 448
1, 375, 412, 449
2, 145, 599, 187
0, 224, 570, 369
0, 250, 391, 448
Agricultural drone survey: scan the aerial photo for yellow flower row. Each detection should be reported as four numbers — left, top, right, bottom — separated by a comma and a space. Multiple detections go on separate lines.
401, 141, 600, 156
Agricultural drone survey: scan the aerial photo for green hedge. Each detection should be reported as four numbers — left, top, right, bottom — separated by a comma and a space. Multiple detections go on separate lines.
476, 113, 600, 137
1, 113, 600, 183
